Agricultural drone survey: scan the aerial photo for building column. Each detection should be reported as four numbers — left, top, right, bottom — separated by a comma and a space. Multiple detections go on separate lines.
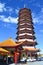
34, 53, 37, 59
30, 52, 32, 59
26, 51, 28, 59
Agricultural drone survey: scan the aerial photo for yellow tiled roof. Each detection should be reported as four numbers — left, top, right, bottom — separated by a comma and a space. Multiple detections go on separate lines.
0, 48, 9, 53
0, 39, 22, 47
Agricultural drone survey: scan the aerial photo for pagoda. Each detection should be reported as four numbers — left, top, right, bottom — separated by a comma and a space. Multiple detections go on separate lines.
16, 8, 39, 59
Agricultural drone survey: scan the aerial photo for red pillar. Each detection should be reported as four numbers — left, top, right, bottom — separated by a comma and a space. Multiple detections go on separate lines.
14, 52, 19, 64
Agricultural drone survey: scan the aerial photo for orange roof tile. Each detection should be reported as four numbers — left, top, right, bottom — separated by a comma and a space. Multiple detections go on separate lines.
0, 48, 9, 53
0, 39, 22, 47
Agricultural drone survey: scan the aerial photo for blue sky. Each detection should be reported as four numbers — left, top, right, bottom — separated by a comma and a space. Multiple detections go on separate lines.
0, 0, 43, 53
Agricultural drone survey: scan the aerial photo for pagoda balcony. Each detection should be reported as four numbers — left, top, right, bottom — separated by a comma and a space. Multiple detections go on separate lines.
19, 11, 31, 15
17, 20, 33, 25
16, 31, 35, 35
19, 8, 31, 15
18, 18, 32, 23
18, 28, 32, 31
17, 24, 34, 28
18, 17, 32, 22
18, 24, 34, 28
17, 38, 35, 42
17, 24, 34, 29
18, 33, 33, 36
19, 16, 32, 20
16, 29, 35, 34
16, 34, 36, 40
17, 40, 36, 46
16, 37, 34, 40
18, 23, 31, 26
19, 13, 31, 18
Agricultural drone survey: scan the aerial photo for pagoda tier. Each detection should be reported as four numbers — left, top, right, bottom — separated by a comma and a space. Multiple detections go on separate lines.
17, 24, 34, 29
17, 41, 37, 46
19, 13, 32, 19
17, 22, 33, 27
23, 47, 39, 52
19, 12, 32, 18
18, 16, 32, 21
19, 8, 31, 15
16, 29, 35, 34
16, 34, 36, 40
17, 20, 33, 25
18, 18, 32, 22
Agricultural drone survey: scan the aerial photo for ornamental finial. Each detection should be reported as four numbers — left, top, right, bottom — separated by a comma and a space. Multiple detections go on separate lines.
24, 4, 26, 8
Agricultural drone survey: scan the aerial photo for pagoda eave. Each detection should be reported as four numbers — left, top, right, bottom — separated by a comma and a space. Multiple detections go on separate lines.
16, 30, 35, 34
23, 47, 40, 52
16, 35, 36, 40
17, 41, 36, 46
17, 26, 34, 29
19, 8, 31, 15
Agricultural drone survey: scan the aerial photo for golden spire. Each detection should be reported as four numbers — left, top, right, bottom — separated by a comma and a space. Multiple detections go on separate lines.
9, 37, 12, 39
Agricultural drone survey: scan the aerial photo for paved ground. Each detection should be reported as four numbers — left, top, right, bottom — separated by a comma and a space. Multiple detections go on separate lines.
9, 61, 43, 65
0, 61, 43, 65
0, 62, 8, 65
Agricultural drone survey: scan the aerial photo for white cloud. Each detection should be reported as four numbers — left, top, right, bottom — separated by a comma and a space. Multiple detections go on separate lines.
32, 13, 39, 23
0, 2, 18, 23
6, 7, 14, 12
0, 15, 18, 23
8, 7, 13, 12
0, 2, 14, 14
15, 8, 19, 14
41, 8, 43, 13
0, 15, 5, 20
40, 30, 43, 33
0, 3, 5, 12
5, 7, 14, 15
32, 8, 43, 24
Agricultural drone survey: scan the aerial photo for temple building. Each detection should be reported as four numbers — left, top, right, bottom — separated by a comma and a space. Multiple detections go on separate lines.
0, 7, 40, 63
16, 8, 39, 59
